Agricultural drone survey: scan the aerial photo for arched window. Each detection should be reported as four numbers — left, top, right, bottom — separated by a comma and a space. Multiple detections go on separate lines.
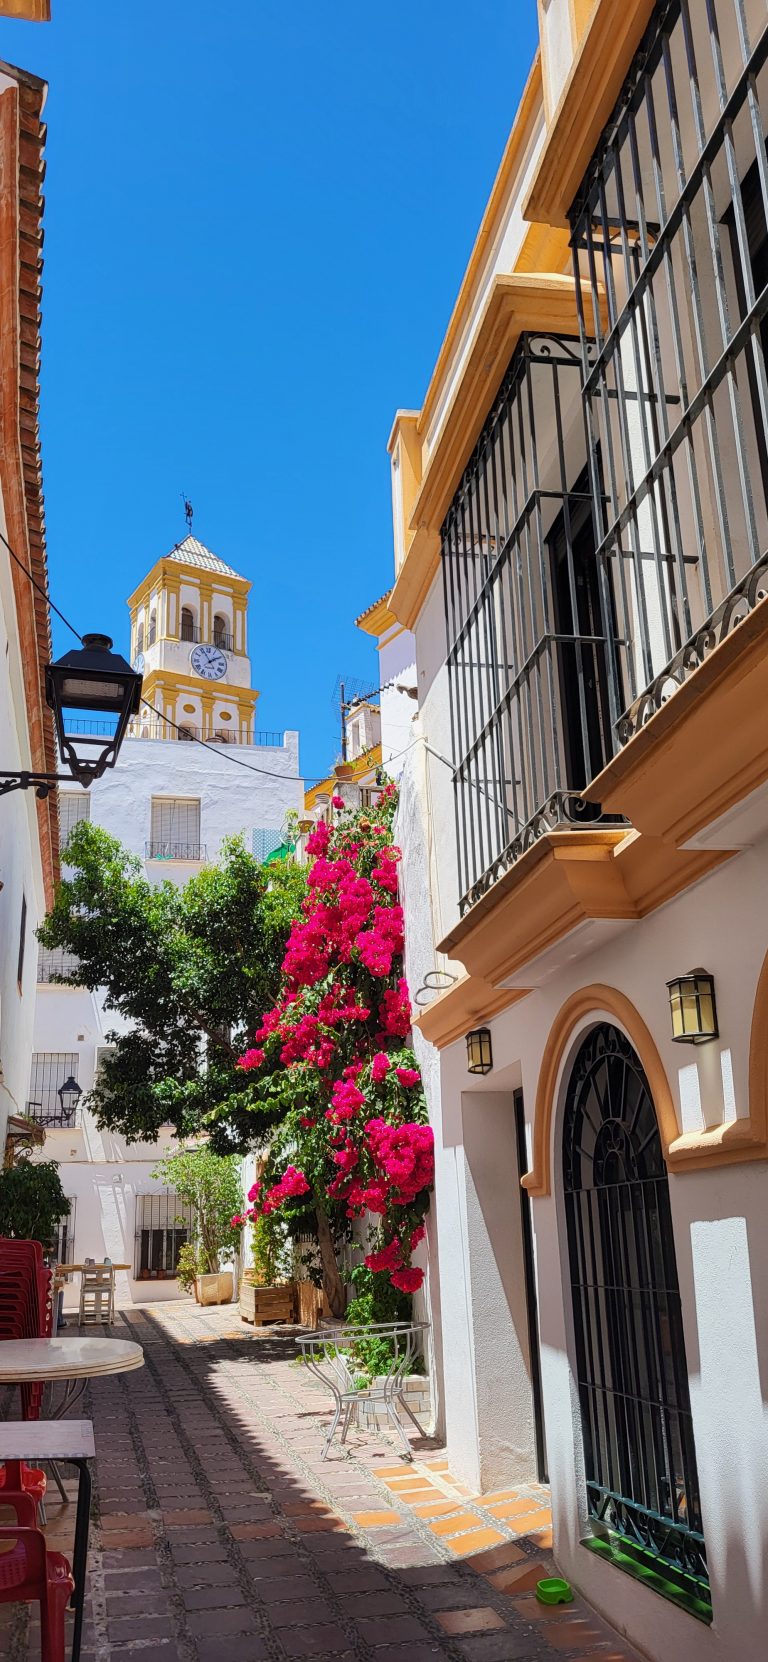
213, 612, 228, 649
148, 610, 157, 646
562, 1023, 708, 1611
136, 620, 144, 654
180, 606, 195, 642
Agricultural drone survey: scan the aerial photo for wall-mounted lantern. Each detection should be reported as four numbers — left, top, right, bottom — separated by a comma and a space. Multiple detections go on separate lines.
466, 1027, 493, 1075
666, 969, 718, 1045
0, 633, 142, 798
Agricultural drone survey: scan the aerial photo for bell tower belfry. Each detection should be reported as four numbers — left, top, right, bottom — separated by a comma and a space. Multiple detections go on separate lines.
126, 535, 258, 742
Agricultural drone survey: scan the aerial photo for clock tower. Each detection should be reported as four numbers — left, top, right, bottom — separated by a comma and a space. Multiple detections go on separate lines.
126, 534, 258, 742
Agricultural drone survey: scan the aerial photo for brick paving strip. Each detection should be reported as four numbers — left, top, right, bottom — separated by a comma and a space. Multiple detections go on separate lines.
1, 1303, 643, 1662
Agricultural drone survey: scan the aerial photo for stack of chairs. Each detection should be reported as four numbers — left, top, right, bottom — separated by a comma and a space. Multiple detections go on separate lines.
0, 1238, 53, 1516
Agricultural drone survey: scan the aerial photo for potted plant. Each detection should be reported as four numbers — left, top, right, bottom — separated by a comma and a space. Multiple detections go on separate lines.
239, 1210, 296, 1325
0, 1156, 70, 1256
152, 1147, 243, 1306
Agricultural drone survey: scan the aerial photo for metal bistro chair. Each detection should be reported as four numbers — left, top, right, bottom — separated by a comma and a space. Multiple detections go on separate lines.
299, 1320, 428, 1460
78, 1260, 115, 1327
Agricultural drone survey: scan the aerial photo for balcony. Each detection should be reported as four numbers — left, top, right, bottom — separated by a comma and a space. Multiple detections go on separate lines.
26, 1099, 82, 1130
569, 0, 768, 851
179, 624, 236, 652
145, 841, 206, 862
440, 2, 768, 987
125, 720, 284, 747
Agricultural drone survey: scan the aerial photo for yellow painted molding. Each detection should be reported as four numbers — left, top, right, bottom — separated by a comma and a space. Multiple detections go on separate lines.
524, 967, 768, 1199
437, 830, 631, 986
524, 0, 657, 227
389, 273, 606, 632
583, 590, 768, 847
523, 984, 678, 1197
414, 974, 529, 1050
0, 1, 50, 16
416, 54, 544, 444
356, 592, 397, 638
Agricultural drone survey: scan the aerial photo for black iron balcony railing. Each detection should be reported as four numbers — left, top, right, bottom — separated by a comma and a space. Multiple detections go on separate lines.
570, 0, 768, 749
442, 333, 620, 914
145, 841, 206, 862
26, 1099, 82, 1130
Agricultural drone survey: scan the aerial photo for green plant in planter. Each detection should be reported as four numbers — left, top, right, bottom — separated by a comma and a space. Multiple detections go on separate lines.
249, 1211, 292, 1286
152, 1147, 242, 1276
0, 1158, 69, 1250
175, 1241, 204, 1295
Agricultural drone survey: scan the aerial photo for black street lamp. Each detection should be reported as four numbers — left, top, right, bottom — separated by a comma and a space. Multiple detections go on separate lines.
0, 634, 142, 798
56, 1075, 82, 1123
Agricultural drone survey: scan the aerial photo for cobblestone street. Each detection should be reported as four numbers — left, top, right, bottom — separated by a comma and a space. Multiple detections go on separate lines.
1, 1302, 641, 1662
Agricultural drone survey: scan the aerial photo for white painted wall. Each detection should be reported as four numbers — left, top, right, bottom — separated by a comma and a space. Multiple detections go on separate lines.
0, 488, 48, 1151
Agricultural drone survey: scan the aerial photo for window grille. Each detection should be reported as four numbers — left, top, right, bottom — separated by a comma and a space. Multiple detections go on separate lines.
134, 1191, 194, 1280
27, 1053, 80, 1127
55, 1201, 76, 1271
252, 828, 284, 863
37, 945, 81, 983
571, 0, 768, 745
441, 334, 617, 913
148, 798, 202, 861
563, 1022, 708, 1613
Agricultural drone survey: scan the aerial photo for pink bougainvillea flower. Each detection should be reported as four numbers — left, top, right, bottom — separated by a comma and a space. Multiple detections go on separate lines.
390, 1265, 424, 1294
371, 1052, 390, 1084
364, 1237, 402, 1273
247, 1181, 262, 1204
410, 1223, 426, 1250
230, 1214, 245, 1229
238, 1047, 265, 1071
332, 795, 345, 809
395, 1067, 421, 1088
299, 1115, 316, 1129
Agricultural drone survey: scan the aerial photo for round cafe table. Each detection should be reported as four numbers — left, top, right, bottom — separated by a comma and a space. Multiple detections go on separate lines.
0, 1336, 144, 1413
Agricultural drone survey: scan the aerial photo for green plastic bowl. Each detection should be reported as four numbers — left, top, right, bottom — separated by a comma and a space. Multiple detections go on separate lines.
536, 1577, 574, 1605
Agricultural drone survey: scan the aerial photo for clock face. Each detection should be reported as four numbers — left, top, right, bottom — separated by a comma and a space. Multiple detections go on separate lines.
133, 652, 145, 673
190, 644, 227, 680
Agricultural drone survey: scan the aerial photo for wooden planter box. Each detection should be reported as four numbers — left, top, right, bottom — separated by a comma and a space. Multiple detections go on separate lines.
197, 1270, 234, 1306
239, 1278, 296, 1326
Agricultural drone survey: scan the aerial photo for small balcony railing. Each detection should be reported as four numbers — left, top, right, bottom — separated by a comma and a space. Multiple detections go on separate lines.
145, 841, 206, 862
178, 625, 236, 652
127, 720, 284, 747
26, 1100, 82, 1130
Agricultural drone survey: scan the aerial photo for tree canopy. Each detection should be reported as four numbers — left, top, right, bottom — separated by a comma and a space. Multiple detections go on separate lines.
38, 823, 306, 1144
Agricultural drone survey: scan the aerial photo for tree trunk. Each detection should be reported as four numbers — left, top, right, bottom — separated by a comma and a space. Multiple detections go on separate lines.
315, 1201, 345, 1319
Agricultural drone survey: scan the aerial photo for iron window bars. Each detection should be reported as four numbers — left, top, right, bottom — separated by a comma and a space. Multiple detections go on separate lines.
442, 333, 618, 914
134, 1191, 194, 1280
26, 1052, 81, 1128
571, 0, 768, 744
563, 1022, 708, 1612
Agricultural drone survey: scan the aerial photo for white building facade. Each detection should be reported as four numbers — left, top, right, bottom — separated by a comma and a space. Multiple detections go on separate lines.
32, 534, 304, 1307
0, 64, 58, 1163
387, 3, 768, 1659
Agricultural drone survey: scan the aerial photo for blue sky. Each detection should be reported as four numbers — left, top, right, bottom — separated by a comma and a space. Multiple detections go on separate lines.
1, 1, 538, 781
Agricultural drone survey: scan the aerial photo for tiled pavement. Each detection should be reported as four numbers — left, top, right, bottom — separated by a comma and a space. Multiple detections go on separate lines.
1, 1302, 642, 1662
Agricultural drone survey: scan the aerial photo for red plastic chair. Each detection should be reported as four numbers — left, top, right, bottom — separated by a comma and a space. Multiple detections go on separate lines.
0, 1242, 53, 1515
0, 1526, 73, 1662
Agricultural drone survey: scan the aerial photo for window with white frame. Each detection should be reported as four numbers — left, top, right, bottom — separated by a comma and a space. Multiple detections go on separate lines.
147, 798, 202, 861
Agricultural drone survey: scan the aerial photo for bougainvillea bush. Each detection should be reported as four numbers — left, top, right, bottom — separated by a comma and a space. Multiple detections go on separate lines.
226, 785, 433, 1317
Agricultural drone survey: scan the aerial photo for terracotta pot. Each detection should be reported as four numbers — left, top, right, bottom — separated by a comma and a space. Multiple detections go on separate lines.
334, 763, 354, 780
196, 1270, 234, 1306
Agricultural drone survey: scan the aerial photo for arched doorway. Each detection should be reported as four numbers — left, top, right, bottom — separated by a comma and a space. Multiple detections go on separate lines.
562, 1022, 709, 1611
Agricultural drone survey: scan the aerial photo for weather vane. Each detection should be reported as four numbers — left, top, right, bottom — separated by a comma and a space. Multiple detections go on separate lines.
181, 494, 194, 532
